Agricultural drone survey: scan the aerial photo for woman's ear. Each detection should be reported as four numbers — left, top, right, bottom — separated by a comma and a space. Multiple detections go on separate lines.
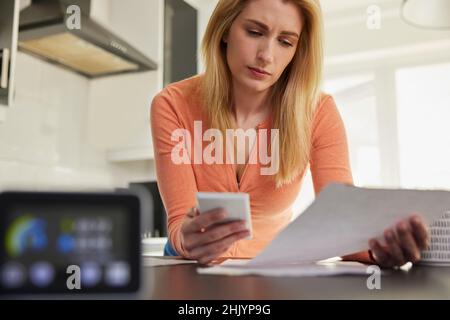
222, 32, 228, 44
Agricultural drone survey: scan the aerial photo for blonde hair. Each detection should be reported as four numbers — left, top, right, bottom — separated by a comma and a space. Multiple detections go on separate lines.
201, 0, 324, 188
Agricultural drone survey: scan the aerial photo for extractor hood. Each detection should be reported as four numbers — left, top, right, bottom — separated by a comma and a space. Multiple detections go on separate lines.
18, 0, 157, 78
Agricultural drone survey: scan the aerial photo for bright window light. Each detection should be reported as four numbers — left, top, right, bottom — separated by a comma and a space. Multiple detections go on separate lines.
396, 62, 450, 189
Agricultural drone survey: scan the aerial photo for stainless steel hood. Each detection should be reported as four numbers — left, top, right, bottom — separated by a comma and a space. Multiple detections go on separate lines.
19, 0, 157, 78
1, 0, 20, 106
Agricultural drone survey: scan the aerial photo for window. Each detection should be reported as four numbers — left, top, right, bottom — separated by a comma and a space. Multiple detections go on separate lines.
323, 74, 381, 187
396, 62, 450, 189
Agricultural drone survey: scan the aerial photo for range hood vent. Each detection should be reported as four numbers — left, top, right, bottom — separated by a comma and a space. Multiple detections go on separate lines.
19, 0, 157, 78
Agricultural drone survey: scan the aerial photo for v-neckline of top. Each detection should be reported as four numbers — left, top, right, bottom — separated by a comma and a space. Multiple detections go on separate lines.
230, 112, 273, 191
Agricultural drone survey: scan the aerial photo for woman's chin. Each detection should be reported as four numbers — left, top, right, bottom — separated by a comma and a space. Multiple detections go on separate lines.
240, 78, 271, 93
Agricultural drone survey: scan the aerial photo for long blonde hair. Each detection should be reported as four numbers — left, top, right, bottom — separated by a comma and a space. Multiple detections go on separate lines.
201, 0, 324, 188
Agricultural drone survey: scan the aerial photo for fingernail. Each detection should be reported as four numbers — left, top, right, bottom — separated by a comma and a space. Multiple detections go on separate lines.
398, 222, 408, 232
219, 211, 227, 219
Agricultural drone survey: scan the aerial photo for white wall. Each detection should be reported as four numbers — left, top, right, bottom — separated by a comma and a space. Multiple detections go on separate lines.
86, 0, 163, 184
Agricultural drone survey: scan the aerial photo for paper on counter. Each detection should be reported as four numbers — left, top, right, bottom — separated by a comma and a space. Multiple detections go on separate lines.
143, 256, 197, 267
196, 183, 450, 276
197, 260, 373, 277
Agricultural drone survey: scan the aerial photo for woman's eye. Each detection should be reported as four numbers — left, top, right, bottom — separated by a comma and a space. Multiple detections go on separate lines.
247, 30, 263, 37
279, 39, 293, 47
246, 29, 293, 47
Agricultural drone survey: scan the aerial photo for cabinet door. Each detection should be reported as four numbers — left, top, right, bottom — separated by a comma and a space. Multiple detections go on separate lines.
0, 0, 19, 107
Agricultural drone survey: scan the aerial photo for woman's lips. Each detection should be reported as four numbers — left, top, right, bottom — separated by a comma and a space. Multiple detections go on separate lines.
248, 67, 270, 79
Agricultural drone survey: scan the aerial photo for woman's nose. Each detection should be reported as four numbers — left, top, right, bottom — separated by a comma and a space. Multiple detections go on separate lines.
256, 40, 275, 65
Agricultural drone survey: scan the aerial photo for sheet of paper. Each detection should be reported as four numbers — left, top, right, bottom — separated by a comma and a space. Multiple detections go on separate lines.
142, 256, 197, 267
247, 183, 450, 267
197, 261, 373, 277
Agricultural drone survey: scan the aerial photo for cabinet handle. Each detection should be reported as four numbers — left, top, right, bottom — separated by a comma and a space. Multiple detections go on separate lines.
0, 48, 10, 89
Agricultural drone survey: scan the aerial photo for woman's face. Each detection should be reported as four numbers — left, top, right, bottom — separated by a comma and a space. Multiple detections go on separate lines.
224, 0, 303, 93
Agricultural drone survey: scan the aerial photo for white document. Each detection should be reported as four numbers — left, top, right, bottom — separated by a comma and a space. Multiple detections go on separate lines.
142, 256, 197, 267
197, 183, 450, 276
198, 260, 372, 277
197, 192, 253, 238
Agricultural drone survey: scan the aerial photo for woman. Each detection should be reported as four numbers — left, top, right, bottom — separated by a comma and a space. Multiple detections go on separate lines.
150, 0, 429, 267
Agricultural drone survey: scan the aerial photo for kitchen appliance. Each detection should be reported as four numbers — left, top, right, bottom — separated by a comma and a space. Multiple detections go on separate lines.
19, 0, 157, 78
0, 190, 141, 296
0, 0, 20, 106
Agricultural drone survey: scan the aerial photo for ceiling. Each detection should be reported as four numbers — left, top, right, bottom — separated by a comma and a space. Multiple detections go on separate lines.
187, 0, 404, 17
320, 0, 400, 14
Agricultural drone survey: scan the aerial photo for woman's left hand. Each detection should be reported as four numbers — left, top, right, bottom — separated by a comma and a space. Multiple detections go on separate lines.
368, 214, 430, 268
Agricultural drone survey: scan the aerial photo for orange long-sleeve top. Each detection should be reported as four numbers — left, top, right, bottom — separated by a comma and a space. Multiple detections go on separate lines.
150, 74, 374, 263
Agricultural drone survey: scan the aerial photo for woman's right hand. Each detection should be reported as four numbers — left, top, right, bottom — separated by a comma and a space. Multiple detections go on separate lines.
180, 207, 250, 265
